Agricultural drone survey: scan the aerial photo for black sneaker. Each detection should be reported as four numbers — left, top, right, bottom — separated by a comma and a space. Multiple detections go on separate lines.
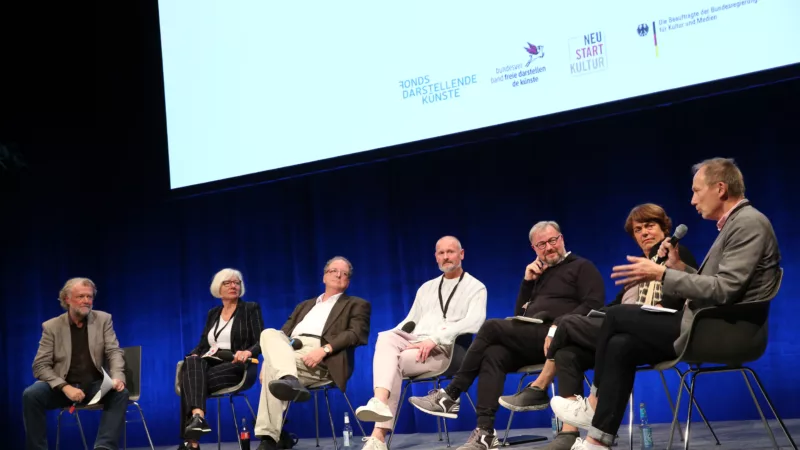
268, 378, 311, 402
498, 386, 550, 412
257, 436, 278, 450
408, 388, 460, 419
184, 414, 212, 441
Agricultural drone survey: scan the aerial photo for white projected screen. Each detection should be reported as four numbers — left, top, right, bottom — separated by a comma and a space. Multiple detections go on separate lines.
159, 0, 800, 189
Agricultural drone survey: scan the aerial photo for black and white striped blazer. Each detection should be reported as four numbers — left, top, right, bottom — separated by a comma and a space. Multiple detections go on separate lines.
188, 300, 264, 358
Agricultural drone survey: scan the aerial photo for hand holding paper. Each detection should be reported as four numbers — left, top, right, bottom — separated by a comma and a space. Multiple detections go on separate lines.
87, 368, 116, 405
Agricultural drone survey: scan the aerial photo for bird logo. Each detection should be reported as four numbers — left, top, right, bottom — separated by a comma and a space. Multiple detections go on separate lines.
524, 43, 544, 67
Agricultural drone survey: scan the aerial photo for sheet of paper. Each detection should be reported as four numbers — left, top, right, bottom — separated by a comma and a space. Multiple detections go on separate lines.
505, 316, 543, 324
587, 309, 606, 318
641, 305, 678, 314
87, 368, 115, 406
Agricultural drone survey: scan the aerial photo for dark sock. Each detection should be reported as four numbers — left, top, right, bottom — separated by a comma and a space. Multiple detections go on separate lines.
526, 385, 543, 391
280, 375, 299, 382
443, 385, 461, 400
559, 431, 580, 436
477, 424, 495, 434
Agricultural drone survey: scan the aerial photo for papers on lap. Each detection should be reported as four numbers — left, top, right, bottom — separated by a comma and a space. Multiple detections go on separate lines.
505, 316, 543, 324
87, 368, 115, 406
641, 305, 678, 314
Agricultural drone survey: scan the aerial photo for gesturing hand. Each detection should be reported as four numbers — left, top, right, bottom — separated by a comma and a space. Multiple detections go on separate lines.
610, 256, 667, 286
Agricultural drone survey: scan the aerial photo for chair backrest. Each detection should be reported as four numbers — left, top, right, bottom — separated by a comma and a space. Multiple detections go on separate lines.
681, 268, 783, 366
122, 346, 142, 402
440, 333, 473, 378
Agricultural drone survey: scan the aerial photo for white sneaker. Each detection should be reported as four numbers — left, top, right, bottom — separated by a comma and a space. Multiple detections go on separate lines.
362, 436, 388, 450
355, 398, 394, 422
550, 395, 594, 430
570, 437, 587, 449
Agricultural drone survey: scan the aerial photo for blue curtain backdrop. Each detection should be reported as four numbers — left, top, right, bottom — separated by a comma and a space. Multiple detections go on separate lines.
1, 78, 798, 449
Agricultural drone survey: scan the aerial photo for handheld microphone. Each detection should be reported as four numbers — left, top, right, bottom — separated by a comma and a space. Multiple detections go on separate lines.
401, 321, 416, 333
655, 224, 688, 264
289, 339, 303, 351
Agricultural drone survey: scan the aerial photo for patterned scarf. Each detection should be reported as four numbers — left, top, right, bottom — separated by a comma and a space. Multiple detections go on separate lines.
636, 252, 664, 306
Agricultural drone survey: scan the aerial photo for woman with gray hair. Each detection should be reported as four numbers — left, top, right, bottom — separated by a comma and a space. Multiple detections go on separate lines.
178, 268, 264, 450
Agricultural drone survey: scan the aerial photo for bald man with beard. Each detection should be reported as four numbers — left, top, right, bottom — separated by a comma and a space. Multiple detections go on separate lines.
354, 236, 488, 450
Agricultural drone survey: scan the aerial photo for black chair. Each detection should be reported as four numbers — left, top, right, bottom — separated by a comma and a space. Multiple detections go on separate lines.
655, 268, 796, 450
282, 379, 367, 450
56, 345, 155, 450
387, 333, 477, 449
175, 358, 259, 450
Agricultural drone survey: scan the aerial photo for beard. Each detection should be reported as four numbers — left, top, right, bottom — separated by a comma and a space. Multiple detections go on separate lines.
543, 249, 567, 266
439, 261, 462, 273
71, 305, 92, 318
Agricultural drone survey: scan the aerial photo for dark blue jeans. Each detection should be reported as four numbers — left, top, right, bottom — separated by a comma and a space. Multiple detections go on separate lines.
23, 380, 129, 450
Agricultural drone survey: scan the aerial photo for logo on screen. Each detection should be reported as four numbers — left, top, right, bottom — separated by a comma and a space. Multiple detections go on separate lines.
490, 42, 547, 87
568, 31, 607, 76
637, 22, 659, 57
524, 43, 544, 67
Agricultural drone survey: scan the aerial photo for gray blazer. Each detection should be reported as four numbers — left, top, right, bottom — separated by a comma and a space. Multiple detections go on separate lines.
32, 310, 126, 389
663, 200, 781, 354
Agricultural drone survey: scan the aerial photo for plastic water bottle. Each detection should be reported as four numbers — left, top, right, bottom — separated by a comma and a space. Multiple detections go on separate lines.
551, 413, 560, 437
240, 417, 251, 450
343, 412, 353, 447
639, 403, 653, 449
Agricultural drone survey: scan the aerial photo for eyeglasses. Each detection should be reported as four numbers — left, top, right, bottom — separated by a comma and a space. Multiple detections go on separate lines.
222, 280, 242, 286
533, 234, 562, 250
325, 268, 351, 278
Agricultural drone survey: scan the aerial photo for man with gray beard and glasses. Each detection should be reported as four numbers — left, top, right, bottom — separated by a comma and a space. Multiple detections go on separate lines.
408, 222, 605, 450
354, 236, 487, 450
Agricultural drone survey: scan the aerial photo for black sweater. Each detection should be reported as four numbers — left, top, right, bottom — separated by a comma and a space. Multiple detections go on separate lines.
514, 253, 605, 325
604, 239, 698, 310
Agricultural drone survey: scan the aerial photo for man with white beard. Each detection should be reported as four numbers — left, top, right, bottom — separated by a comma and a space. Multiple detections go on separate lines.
354, 236, 487, 450
23, 277, 128, 450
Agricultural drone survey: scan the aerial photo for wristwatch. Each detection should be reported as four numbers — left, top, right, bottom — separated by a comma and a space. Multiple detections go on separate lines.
323, 345, 332, 355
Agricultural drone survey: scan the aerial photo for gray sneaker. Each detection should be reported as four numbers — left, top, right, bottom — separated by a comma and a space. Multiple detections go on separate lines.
457, 428, 499, 450
498, 386, 550, 412
542, 431, 579, 450
408, 389, 460, 419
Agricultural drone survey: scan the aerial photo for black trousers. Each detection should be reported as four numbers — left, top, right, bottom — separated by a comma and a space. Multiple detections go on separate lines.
450, 318, 548, 430
180, 357, 245, 439
590, 305, 681, 444
547, 315, 605, 398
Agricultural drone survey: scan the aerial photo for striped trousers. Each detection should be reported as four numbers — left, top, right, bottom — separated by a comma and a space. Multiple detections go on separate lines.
179, 356, 245, 438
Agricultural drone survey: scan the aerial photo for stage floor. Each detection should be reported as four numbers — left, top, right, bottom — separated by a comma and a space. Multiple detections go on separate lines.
130, 418, 800, 450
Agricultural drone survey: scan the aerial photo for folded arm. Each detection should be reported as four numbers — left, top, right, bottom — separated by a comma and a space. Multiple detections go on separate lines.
553, 261, 606, 325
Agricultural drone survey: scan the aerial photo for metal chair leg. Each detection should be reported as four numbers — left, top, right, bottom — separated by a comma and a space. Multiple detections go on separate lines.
628, 393, 634, 450
682, 372, 698, 450
342, 391, 368, 438
741, 371, 780, 449
314, 391, 321, 447
667, 369, 689, 450
387, 381, 411, 449
75, 412, 89, 450
133, 402, 156, 450
501, 376, 527, 445
231, 395, 243, 450
435, 380, 443, 442
745, 367, 799, 450
245, 396, 257, 421
217, 397, 223, 450
323, 388, 339, 450
465, 391, 477, 413
56, 410, 63, 450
